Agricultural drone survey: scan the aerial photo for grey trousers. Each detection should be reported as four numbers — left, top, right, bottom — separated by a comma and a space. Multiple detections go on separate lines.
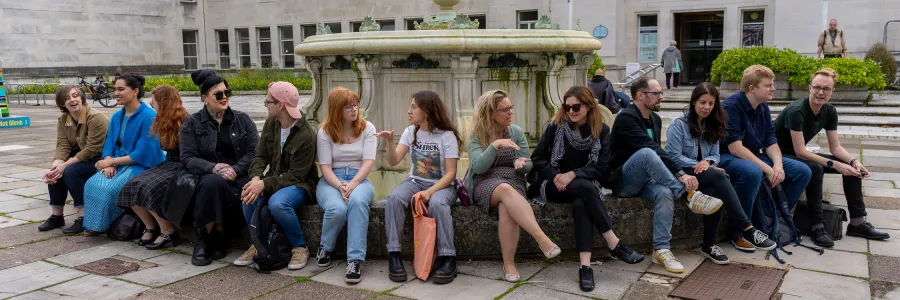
384, 178, 458, 256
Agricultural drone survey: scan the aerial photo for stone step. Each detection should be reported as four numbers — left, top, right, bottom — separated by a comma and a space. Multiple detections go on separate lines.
660, 102, 900, 116
655, 110, 900, 127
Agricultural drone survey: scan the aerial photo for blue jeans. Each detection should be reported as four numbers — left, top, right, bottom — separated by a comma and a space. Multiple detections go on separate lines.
242, 185, 308, 248
718, 153, 812, 236
614, 148, 686, 249
316, 168, 375, 261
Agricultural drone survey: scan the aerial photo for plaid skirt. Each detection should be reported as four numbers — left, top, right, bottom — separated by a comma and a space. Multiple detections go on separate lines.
117, 161, 182, 213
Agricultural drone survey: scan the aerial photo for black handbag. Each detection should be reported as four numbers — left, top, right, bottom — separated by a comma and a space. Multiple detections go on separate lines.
107, 212, 145, 241
794, 200, 847, 241
159, 169, 199, 228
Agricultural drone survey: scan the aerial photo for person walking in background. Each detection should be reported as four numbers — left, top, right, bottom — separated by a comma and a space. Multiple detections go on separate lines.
818, 19, 847, 59
661, 40, 684, 89
587, 68, 623, 113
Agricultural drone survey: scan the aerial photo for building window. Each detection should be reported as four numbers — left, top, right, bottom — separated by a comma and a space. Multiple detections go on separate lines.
300, 22, 342, 40
279, 26, 295, 68
215, 29, 230, 69
236, 28, 250, 68
182, 30, 199, 70
405, 18, 423, 30
517, 10, 538, 29
741, 9, 765, 48
638, 15, 658, 63
257, 27, 272, 68
352, 20, 395, 32
470, 15, 487, 29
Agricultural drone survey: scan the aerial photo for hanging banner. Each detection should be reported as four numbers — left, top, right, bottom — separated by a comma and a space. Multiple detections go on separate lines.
639, 26, 658, 62
0, 63, 31, 129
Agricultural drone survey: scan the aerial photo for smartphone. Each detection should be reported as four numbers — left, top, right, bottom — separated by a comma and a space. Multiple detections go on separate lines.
859, 171, 868, 176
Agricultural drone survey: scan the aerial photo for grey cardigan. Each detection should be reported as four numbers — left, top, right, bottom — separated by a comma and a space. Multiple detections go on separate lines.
661, 46, 684, 74
463, 124, 533, 194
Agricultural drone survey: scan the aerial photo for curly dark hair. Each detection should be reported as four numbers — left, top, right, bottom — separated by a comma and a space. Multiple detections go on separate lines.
410, 90, 462, 148
687, 82, 726, 144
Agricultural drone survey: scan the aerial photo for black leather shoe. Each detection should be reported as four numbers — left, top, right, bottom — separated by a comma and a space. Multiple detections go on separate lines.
847, 222, 891, 240
137, 228, 159, 246
209, 229, 228, 260
432, 256, 457, 284
191, 228, 212, 266
812, 227, 835, 248
146, 231, 181, 250
609, 243, 645, 264
388, 251, 407, 282
38, 215, 65, 231
62, 217, 85, 234
579, 265, 595, 292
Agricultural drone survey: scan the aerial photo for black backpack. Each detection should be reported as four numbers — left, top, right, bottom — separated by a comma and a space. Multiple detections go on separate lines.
249, 203, 292, 273
107, 211, 146, 241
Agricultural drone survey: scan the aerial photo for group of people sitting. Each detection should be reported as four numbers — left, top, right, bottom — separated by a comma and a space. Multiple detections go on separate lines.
36, 65, 888, 292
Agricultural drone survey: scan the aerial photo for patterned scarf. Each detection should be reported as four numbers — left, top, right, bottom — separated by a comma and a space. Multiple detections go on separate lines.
533, 121, 604, 206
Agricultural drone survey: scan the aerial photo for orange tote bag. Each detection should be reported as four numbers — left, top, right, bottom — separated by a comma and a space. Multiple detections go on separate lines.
412, 196, 437, 281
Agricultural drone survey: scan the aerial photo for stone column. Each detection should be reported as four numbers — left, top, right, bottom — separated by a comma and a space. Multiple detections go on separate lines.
540, 53, 569, 108
353, 55, 381, 124
574, 53, 594, 86
302, 56, 324, 119
450, 54, 479, 138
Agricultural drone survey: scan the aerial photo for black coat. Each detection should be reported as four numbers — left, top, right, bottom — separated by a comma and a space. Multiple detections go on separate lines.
180, 107, 259, 177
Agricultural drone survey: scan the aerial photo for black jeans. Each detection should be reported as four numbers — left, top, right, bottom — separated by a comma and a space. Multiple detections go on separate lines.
193, 174, 251, 229
546, 178, 613, 252
47, 161, 97, 208
684, 167, 752, 247
665, 73, 680, 89
786, 154, 866, 225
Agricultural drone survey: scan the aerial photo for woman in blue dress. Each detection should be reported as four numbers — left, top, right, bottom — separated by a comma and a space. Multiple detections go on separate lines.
82, 74, 165, 235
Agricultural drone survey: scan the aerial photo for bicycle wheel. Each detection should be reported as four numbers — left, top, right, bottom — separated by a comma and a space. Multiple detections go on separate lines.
97, 94, 117, 108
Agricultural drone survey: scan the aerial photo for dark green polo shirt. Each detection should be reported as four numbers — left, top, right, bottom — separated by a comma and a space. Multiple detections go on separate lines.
775, 97, 838, 155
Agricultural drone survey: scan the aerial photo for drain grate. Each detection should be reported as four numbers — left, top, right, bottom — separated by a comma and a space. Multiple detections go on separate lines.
76, 257, 140, 276
669, 261, 786, 300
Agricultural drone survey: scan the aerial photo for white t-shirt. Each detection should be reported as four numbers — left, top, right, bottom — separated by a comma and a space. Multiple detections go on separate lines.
316, 121, 377, 169
280, 120, 298, 149
398, 125, 460, 183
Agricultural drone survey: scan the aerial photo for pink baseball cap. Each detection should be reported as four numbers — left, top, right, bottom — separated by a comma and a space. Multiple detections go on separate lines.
268, 81, 305, 119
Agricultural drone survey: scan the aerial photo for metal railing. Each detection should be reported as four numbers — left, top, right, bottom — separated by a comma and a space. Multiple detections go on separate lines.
5, 83, 64, 106
612, 63, 662, 90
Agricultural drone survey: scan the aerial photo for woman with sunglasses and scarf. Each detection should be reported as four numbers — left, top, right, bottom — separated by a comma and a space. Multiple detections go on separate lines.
529, 86, 645, 292
181, 69, 260, 266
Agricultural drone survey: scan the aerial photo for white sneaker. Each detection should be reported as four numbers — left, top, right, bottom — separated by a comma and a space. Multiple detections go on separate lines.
288, 247, 310, 270
234, 246, 257, 266
688, 191, 723, 215
652, 249, 685, 273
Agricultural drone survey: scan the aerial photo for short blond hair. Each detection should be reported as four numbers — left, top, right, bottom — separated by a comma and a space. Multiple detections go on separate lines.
811, 68, 838, 85
670, 40, 677, 46
740, 65, 775, 92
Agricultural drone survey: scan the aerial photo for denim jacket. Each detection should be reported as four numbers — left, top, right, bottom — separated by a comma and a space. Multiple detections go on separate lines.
664, 117, 720, 169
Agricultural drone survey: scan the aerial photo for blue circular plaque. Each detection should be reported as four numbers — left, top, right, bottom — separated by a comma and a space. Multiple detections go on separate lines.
593, 25, 608, 39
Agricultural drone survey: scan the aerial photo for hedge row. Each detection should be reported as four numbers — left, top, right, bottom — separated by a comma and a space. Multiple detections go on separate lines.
145, 69, 312, 92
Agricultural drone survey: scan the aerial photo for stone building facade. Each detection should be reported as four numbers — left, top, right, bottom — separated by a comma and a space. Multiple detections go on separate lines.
2, 0, 898, 83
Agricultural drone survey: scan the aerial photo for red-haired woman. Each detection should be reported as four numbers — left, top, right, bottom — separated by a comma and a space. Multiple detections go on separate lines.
118, 85, 189, 249
314, 87, 377, 283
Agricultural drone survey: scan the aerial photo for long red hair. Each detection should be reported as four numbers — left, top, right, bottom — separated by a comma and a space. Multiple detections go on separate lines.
149, 85, 189, 149
321, 87, 366, 143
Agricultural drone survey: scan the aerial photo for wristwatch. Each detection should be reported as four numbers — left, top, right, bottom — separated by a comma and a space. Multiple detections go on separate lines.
676, 170, 686, 177
827, 160, 834, 168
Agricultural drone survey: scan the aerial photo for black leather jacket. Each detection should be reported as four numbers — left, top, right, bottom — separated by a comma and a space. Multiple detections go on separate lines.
180, 107, 259, 177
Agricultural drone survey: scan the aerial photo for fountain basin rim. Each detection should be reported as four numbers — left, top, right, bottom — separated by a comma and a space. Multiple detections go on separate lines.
294, 29, 602, 56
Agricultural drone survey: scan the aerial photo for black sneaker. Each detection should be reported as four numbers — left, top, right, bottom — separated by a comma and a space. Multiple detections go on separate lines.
62, 217, 85, 234
38, 215, 65, 232
847, 222, 891, 240
609, 243, 645, 264
812, 227, 835, 248
345, 260, 362, 284
578, 265, 594, 292
701, 245, 730, 265
316, 247, 332, 267
743, 228, 777, 251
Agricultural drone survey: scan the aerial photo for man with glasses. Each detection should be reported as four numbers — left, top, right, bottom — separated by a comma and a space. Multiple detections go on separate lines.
718, 65, 812, 252
774, 68, 890, 247
608, 77, 723, 274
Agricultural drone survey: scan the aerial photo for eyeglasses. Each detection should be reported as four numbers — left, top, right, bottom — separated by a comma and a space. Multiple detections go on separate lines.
497, 105, 514, 114
408, 104, 419, 110
561, 103, 585, 113
810, 86, 834, 93
263, 100, 277, 106
344, 103, 359, 111
213, 89, 232, 101
641, 91, 664, 97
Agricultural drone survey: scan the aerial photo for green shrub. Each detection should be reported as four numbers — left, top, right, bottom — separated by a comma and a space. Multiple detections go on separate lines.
819, 57, 886, 90
587, 53, 605, 78
864, 43, 897, 87
144, 69, 312, 92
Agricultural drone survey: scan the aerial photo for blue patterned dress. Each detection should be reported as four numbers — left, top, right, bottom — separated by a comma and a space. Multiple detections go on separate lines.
83, 103, 164, 232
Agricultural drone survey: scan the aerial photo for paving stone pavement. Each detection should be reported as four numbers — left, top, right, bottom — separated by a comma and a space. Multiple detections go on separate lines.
0, 103, 899, 299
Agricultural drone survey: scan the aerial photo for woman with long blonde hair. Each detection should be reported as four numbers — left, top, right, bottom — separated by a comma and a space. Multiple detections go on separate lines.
314, 87, 377, 283
118, 85, 189, 249
464, 89, 560, 282
529, 86, 644, 292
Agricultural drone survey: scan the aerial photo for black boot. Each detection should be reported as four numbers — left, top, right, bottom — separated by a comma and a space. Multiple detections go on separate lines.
579, 265, 595, 292
192, 228, 212, 266
432, 256, 457, 284
812, 227, 835, 248
209, 229, 228, 260
62, 217, 85, 234
388, 252, 407, 282
38, 215, 65, 231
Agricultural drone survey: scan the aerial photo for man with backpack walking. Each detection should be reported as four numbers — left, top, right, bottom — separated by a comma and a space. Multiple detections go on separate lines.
587, 68, 623, 113
817, 19, 847, 59
235, 82, 319, 271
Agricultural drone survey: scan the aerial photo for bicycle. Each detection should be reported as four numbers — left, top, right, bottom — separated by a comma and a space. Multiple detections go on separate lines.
78, 76, 116, 108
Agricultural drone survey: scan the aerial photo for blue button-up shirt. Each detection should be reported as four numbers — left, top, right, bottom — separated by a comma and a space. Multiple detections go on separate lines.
720, 91, 777, 155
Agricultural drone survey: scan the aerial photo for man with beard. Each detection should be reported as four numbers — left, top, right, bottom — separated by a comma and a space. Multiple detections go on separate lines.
817, 19, 847, 59
608, 77, 723, 274
774, 68, 890, 247
717, 65, 812, 252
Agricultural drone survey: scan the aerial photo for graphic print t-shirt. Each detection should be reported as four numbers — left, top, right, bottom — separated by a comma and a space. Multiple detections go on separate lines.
398, 125, 459, 183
